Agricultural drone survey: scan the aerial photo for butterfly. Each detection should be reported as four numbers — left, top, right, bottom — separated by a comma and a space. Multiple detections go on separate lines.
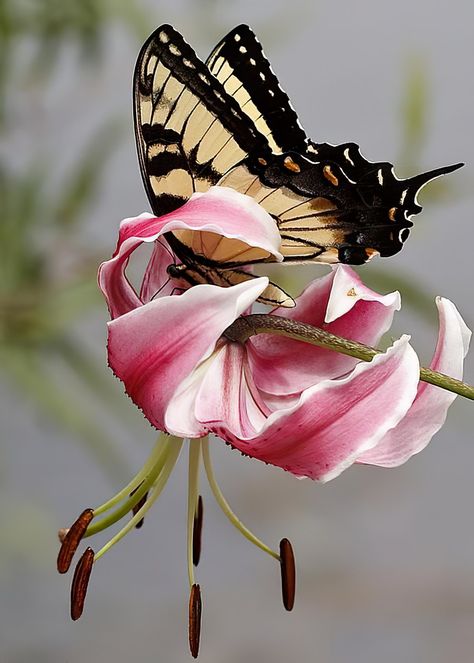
133, 24, 462, 306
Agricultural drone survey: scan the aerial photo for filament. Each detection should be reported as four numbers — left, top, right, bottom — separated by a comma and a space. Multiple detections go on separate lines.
187, 439, 201, 587
201, 437, 279, 561
94, 438, 184, 561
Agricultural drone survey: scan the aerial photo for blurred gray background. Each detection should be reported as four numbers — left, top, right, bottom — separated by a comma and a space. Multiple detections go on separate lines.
1, 1, 473, 662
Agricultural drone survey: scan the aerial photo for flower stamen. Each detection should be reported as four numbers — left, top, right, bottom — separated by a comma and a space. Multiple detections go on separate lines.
91, 434, 168, 518
279, 538, 296, 611
93, 438, 183, 562
201, 437, 279, 561
187, 440, 201, 587
70, 547, 95, 620
193, 495, 204, 566
188, 583, 202, 659
85, 436, 171, 538
130, 483, 148, 529
57, 508, 94, 573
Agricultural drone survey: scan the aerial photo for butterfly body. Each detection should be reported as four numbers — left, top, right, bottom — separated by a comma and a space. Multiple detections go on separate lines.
134, 24, 462, 305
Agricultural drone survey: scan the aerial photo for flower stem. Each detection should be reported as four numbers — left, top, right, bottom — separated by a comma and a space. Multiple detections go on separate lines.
224, 314, 474, 401
201, 437, 280, 561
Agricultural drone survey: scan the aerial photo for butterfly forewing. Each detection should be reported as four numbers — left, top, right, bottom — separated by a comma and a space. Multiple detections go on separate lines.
206, 25, 309, 153
134, 24, 269, 216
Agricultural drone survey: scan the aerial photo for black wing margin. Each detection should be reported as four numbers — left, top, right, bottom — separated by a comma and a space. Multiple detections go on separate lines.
207, 24, 309, 154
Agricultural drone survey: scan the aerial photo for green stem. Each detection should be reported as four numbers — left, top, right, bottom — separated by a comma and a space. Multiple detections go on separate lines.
224, 314, 474, 401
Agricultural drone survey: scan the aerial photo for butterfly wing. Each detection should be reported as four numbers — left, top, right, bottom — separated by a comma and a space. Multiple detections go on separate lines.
134, 24, 270, 216
206, 24, 309, 154
218, 147, 463, 264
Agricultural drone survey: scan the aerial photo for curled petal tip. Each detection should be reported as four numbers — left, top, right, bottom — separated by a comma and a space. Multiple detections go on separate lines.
279, 538, 296, 611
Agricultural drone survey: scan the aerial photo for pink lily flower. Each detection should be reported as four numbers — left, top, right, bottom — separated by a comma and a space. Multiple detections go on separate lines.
58, 186, 469, 656
100, 186, 470, 481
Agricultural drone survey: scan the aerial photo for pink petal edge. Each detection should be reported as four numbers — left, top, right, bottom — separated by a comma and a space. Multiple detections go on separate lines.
357, 297, 471, 467
248, 265, 401, 394
107, 278, 269, 431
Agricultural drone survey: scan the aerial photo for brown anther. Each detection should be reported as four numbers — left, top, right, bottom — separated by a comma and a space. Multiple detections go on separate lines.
193, 495, 204, 566
346, 287, 357, 297
279, 538, 296, 611
58, 528, 70, 544
188, 583, 202, 658
130, 484, 148, 529
70, 547, 94, 621
323, 165, 339, 186
57, 508, 94, 574
258, 157, 267, 166
283, 156, 301, 173
388, 207, 397, 221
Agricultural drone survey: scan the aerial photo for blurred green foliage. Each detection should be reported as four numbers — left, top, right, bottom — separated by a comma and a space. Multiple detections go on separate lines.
0, 0, 149, 480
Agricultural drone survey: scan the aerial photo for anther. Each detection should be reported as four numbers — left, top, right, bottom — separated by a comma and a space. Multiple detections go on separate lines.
258, 157, 267, 166
193, 495, 204, 566
70, 547, 95, 621
188, 583, 202, 658
323, 165, 339, 186
57, 508, 94, 574
279, 538, 296, 611
283, 156, 301, 173
130, 484, 148, 529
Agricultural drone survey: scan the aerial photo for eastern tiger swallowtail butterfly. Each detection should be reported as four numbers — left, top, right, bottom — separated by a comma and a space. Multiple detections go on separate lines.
133, 24, 462, 307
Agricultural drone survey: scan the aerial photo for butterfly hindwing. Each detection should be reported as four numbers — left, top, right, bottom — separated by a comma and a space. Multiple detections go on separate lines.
134, 24, 270, 216
206, 24, 309, 153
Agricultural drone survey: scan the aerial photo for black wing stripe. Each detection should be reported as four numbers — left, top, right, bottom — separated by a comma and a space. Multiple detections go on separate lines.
134, 24, 271, 215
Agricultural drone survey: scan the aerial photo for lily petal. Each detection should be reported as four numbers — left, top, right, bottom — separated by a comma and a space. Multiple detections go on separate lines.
248, 266, 400, 395
357, 298, 471, 467
195, 336, 420, 481
99, 188, 282, 319
107, 278, 269, 430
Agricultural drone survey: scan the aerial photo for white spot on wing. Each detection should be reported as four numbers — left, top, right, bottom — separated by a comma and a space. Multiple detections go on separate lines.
400, 189, 408, 204
234, 34, 241, 42
377, 169, 384, 185
343, 148, 355, 166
